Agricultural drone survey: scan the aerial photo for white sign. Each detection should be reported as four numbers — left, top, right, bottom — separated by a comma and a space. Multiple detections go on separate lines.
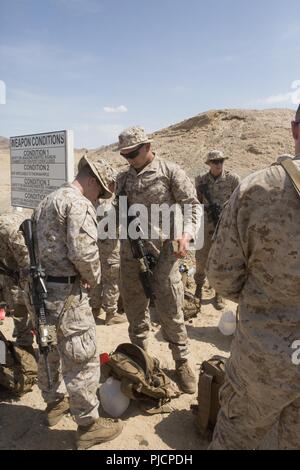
10, 130, 74, 208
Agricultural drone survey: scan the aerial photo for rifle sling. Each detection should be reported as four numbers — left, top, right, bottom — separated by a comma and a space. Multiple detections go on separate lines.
0, 261, 17, 280
58, 277, 80, 319
280, 158, 300, 198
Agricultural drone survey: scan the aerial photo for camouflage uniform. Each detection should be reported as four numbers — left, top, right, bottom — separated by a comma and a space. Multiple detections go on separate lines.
117, 153, 200, 361
98, 242, 120, 318
90, 199, 121, 320
194, 162, 240, 289
0, 211, 33, 347
34, 183, 101, 426
207, 155, 300, 450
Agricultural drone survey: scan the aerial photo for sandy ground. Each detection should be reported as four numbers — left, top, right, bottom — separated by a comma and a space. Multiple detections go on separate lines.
0, 285, 277, 451
0, 285, 231, 451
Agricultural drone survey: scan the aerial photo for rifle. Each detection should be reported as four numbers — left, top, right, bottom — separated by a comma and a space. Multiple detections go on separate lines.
198, 183, 222, 227
127, 214, 157, 307
20, 219, 56, 389
0, 260, 19, 283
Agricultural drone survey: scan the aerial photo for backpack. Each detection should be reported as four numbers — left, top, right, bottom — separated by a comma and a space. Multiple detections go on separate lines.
0, 331, 37, 396
101, 343, 181, 414
192, 355, 226, 438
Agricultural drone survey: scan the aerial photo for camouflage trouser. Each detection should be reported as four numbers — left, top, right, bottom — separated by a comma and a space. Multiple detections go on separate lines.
194, 219, 214, 287
210, 378, 300, 450
89, 282, 101, 309
12, 304, 33, 347
90, 264, 119, 315
120, 240, 189, 361
37, 282, 100, 426
0, 275, 33, 347
90, 239, 120, 317
210, 331, 300, 450
101, 263, 119, 316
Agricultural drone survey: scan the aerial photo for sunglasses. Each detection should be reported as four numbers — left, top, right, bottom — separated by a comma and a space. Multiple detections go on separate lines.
120, 144, 145, 159
211, 159, 224, 165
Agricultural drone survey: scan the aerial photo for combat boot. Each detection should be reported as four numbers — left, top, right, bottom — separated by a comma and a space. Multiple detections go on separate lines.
175, 359, 196, 394
194, 284, 203, 301
215, 293, 225, 310
92, 307, 101, 318
105, 312, 127, 326
45, 396, 70, 427
194, 285, 203, 312
76, 417, 123, 450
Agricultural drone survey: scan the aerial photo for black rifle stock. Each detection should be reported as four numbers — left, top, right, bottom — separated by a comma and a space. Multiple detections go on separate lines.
127, 215, 156, 307
20, 219, 54, 389
199, 183, 222, 227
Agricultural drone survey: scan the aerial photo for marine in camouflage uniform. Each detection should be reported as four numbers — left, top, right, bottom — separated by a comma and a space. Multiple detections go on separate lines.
207, 105, 300, 450
34, 156, 122, 449
90, 226, 121, 324
0, 210, 33, 349
116, 126, 201, 394
91, 189, 126, 325
194, 150, 240, 310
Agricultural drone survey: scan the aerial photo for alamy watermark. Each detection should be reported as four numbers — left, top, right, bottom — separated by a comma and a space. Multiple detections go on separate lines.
291, 340, 300, 366
96, 197, 204, 251
0, 80, 6, 104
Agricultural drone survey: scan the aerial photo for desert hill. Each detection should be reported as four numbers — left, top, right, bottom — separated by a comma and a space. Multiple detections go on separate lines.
0, 108, 295, 214
0, 136, 9, 149
86, 108, 295, 179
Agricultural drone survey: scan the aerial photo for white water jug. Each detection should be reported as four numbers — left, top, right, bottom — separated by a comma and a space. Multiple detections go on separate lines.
99, 377, 130, 418
218, 310, 237, 336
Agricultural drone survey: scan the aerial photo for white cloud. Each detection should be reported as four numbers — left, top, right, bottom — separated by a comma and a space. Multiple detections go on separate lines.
0, 80, 6, 104
103, 105, 128, 114
264, 92, 293, 104
260, 81, 300, 105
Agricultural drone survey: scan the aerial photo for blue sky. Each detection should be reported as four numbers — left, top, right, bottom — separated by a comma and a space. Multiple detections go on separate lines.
1, 0, 300, 148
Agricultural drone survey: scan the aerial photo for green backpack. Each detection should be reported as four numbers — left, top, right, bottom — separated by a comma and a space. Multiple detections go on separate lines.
0, 331, 37, 396
101, 343, 181, 414
192, 355, 226, 439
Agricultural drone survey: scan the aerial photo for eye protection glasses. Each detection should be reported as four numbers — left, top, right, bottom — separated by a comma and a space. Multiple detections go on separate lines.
120, 144, 145, 159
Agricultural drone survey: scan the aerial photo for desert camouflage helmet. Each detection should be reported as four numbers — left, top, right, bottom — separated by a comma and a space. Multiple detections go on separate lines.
205, 150, 227, 164
77, 155, 114, 199
118, 126, 153, 151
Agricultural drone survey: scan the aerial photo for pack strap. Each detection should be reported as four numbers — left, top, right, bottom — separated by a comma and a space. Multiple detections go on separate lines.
198, 372, 213, 433
280, 158, 300, 198
211, 355, 227, 365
